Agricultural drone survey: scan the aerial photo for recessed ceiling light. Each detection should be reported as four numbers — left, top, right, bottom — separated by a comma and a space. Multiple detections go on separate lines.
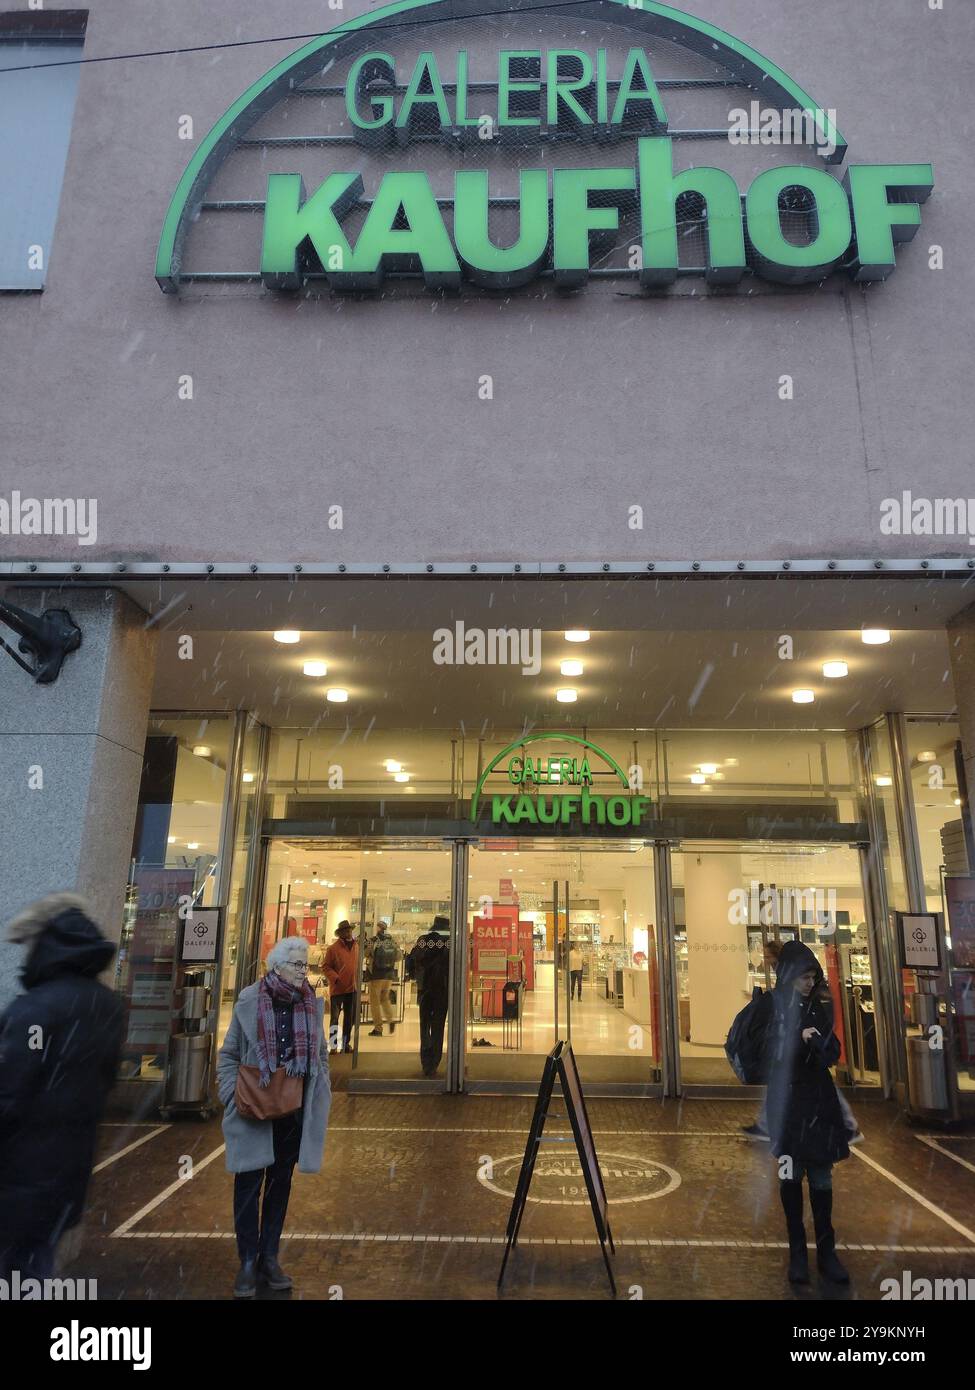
556, 688, 578, 703
875, 776, 893, 787
955, 797, 963, 806
725, 758, 739, 767
792, 690, 815, 704
326, 688, 349, 702
192, 744, 211, 757
917, 750, 937, 763
560, 659, 584, 677
303, 661, 327, 677
564, 630, 590, 643
861, 629, 891, 645
690, 773, 706, 784
187, 842, 200, 850
699, 763, 718, 775
394, 772, 410, 783
167, 835, 177, 844
274, 630, 301, 644
384, 760, 403, 772
242, 771, 255, 783
822, 661, 848, 678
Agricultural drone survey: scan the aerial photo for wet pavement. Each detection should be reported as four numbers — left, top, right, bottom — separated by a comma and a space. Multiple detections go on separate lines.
70, 1094, 975, 1301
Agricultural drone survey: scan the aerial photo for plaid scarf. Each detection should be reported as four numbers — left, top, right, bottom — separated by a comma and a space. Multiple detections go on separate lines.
257, 969, 318, 1085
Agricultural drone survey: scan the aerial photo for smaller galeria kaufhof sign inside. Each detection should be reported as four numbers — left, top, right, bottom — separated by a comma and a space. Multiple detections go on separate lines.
157, 0, 933, 294
470, 734, 653, 829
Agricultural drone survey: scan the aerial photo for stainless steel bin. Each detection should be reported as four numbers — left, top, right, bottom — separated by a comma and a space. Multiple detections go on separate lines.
906, 1034, 949, 1114
167, 1034, 211, 1104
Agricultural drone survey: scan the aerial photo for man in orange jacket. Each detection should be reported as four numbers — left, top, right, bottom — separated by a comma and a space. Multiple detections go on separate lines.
323, 921, 358, 1053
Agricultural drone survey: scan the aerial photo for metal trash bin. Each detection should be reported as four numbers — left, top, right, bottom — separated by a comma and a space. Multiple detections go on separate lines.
166, 1034, 211, 1105
906, 1034, 949, 1115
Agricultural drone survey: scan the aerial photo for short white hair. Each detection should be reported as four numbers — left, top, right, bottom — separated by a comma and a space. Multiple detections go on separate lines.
266, 936, 309, 971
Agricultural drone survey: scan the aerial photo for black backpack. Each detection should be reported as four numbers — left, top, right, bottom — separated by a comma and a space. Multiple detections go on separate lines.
725, 987, 773, 1084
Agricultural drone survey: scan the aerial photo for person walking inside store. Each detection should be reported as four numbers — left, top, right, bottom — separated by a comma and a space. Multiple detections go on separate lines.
366, 919, 400, 1037
323, 919, 358, 1053
405, 915, 450, 1078
568, 941, 584, 1001
764, 939, 851, 1286
217, 935, 330, 1299
0, 893, 124, 1281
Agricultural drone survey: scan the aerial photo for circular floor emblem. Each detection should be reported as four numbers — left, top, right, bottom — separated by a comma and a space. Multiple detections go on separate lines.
479, 1151, 681, 1205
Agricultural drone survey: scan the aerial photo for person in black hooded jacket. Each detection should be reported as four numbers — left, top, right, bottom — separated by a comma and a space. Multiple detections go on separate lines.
0, 893, 124, 1280
764, 939, 850, 1286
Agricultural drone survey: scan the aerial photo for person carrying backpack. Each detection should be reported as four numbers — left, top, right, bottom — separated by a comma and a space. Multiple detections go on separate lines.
764, 940, 850, 1286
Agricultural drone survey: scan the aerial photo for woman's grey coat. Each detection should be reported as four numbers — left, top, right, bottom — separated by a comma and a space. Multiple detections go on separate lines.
216, 983, 331, 1174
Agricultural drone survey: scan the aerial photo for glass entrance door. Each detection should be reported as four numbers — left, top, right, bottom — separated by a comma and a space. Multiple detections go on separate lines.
256, 837, 453, 1086
670, 841, 883, 1090
465, 840, 661, 1088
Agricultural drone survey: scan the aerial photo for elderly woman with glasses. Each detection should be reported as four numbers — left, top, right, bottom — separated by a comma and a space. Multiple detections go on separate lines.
217, 935, 330, 1298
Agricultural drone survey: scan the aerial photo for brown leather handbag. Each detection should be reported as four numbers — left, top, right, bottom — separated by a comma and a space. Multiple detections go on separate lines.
234, 1064, 304, 1120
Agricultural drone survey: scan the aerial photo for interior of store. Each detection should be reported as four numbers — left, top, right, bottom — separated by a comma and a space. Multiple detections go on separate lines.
112, 595, 974, 1100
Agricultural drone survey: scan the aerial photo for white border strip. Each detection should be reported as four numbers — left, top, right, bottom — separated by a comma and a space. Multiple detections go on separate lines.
111, 1231, 975, 1253
93, 1124, 170, 1173
110, 1144, 226, 1238
917, 1134, 975, 1178
851, 1147, 975, 1244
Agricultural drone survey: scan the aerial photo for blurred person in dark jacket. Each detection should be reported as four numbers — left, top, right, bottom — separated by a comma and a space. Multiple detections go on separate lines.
0, 893, 124, 1280
764, 940, 850, 1286
405, 916, 450, 1078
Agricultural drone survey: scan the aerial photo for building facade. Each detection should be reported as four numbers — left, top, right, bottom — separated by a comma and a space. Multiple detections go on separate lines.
2, 0, 974, 1110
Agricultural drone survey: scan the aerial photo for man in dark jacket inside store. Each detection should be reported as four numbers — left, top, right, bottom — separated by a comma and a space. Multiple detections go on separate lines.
406, 915, 450, 1078
0, 893, 124, 1279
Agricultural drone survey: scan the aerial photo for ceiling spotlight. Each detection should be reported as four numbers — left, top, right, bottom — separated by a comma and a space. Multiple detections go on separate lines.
792, 690, 815, 704
242, 771, 255, 783
303, 661, 328, 677
875, 776, 893, 787
725, 757, 739, 767
556, 688, 578, 703
690, 773, 706, 784
822, 661, 848, 678
384, 760, 403, 772
861, 629, 891, 645
187, 842, 200, 850
955, 797, 963, 806
564, 630, 590, 643
274, 630, 301, 644
167, 835, 177, 844
699, 763, 718, 775
394, 772, 410, 783
560, 659, 584, 677
192, 744, 211, 757
326, 688, 349, 702
917, 751, 937, 763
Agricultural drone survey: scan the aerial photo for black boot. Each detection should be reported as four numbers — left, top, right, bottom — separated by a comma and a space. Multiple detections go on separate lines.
779, 1181, 809, 1284
233, 1258, 258, 1299
258, 1254, 293, 1291
809, 1187, 850, 1284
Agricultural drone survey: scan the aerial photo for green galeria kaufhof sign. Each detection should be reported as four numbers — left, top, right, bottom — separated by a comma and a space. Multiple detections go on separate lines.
156, 0, 933, 294
470, 733, 653, 828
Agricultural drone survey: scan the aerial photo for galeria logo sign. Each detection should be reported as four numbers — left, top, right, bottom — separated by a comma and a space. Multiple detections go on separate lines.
470, 733, 653, 828
156, 0, 933, 295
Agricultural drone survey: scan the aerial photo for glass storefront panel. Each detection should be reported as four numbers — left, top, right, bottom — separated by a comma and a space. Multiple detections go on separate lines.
116, 715, 233, 1081
466, 840, 660, 1086
257, 837, 452, 1083
672, 841, 879, 1088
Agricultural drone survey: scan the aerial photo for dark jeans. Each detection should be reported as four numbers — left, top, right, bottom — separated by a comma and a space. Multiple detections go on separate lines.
781, 1163, 833, 1191
570, 970, 583, 1000
418, 993, 448, 1074
233, 1115, 302, 1263
329, 991, 356, 1052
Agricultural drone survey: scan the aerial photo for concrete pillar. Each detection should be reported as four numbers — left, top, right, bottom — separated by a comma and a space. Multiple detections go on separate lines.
0, 588, 156, 1006
683, 851, 747, 1046
597, 889, 624, 945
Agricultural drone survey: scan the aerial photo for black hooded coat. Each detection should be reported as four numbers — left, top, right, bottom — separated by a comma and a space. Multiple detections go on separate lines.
0, 905, 124, 1243
764, 940, 850, 1170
